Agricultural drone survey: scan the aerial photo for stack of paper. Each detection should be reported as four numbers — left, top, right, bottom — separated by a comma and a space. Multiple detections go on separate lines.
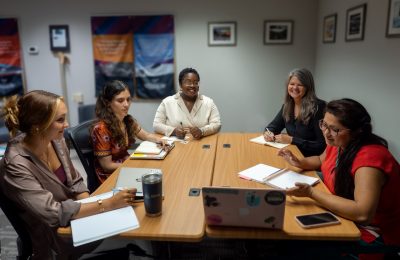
71, 193, 140, 247
238, 163, 319, 189
249, 135, 290, 149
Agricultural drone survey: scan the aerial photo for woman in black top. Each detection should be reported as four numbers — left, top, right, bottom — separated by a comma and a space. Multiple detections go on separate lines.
264, 68, 326, 157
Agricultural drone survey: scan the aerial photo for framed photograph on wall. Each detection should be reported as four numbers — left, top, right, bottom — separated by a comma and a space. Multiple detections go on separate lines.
264, 20, 293, 45
323, 14, 337, 43
386, 0, 400, 37
49, 25, 70, 52
345, 4, 367, 41
208, 22, 237, 46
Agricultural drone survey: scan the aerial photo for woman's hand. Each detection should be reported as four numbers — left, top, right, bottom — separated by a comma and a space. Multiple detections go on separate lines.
286, 183, 313, 198
190, 127, 202, 139
263, 131, 275, 142
109, 188, 137, 209
278, 149, 301, 167
156, 139, 172, 151
173, 127, 186, 139
274, 133, 292, 144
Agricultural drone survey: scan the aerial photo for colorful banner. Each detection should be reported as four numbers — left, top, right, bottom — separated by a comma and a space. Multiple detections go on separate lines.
0, 18, 24, 97
91, 15, 174, 98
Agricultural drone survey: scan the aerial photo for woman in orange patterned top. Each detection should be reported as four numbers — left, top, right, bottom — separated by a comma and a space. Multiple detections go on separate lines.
91, 80, 167, 183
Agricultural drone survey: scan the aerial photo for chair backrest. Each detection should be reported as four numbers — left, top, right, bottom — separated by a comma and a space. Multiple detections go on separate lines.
78, 104, 96, 123
66, 119, 99, 193
0, 179, 32, 259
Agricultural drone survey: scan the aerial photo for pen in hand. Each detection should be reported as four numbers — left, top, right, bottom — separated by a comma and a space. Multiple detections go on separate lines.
265, 128, 276, 143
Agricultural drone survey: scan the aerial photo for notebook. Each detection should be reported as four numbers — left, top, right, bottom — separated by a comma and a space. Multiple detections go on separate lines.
249, 135, 290, 149
238, 163, 320, 189
72, 193, 139, 247
115, 167, 162, 199
134, 141, 163, 155
202, 186, 286, 229
130, 141, 174, 160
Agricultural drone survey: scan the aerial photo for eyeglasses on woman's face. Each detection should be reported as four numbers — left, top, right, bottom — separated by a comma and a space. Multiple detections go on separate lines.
182, 79, 199, 87
319, 119, 350, 137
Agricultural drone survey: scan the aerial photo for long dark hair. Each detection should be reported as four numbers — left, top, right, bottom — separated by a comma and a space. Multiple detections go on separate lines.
95, 80, 136, 147
327, 98, 388, 199
283, 68, 318, 125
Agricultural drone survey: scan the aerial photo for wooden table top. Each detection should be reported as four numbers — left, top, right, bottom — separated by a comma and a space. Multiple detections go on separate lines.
206, 133, 360, 241
58, 134, 218, 242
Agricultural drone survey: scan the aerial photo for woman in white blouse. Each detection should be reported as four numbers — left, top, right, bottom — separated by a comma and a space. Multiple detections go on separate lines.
153, 68, 221, 139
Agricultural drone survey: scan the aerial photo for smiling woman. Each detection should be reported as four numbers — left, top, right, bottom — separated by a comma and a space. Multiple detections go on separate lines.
0, 90, 137, 259
153, 67, 222, 140
263, 68, 326, 157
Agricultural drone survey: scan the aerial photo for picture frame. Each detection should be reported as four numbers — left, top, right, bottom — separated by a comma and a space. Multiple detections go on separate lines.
49, 25, 70, 52
323, 14, 337, 43
264, 20, 293, 45
386, 0, 400, 37
345, 4, 367, 41
208, 22, 237, 46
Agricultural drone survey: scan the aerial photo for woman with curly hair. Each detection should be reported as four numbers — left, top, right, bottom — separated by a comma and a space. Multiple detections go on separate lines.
91, 80, 167, 183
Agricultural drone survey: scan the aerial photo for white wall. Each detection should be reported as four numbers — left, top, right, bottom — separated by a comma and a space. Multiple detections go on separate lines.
315, 0, 400, 159
1, 0, 317, 133
3, 0, 399, 159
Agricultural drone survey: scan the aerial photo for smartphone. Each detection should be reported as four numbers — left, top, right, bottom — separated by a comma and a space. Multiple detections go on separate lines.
295, 212, 340, 228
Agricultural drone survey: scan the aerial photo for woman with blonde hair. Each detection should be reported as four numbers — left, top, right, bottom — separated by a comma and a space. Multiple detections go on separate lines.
0, 90, 136, 259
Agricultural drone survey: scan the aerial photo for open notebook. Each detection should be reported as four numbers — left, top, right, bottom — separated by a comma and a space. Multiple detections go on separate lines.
130, 140, 174, 160
202, 186, 286, 229
71, 192, 139, 247
238, 163, 320, 189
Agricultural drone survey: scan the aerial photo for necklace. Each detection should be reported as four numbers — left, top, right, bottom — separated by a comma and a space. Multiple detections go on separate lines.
41, 146, 51, 170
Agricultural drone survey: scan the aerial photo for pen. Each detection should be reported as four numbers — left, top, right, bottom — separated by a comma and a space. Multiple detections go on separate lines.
265, 128, 276, 142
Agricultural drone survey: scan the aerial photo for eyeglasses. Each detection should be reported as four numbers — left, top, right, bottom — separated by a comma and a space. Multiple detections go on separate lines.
319, 119, 350, 137
182, 80, 199, 87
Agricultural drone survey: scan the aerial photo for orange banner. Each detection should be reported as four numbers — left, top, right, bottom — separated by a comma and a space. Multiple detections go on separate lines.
92, 34, 133, 63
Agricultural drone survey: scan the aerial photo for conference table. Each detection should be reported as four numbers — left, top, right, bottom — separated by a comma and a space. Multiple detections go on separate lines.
207, 133, 360, 241
58, 133, 360, 243
58, 134, 218, 242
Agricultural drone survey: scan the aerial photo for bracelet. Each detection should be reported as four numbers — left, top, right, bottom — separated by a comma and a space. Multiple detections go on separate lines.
97, 199, 105, 213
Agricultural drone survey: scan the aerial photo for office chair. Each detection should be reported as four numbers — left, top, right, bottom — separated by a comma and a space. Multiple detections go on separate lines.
78, 104, 96, 123
66, 119, 99, 193
0, 183, 32, 260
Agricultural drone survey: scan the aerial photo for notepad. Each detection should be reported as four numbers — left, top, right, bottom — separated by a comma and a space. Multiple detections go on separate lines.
71, 193, 140, 247
238, 163, 319, 189
134, 141, 163, 155
249, 135, 290, 149
130, 141, 174, 160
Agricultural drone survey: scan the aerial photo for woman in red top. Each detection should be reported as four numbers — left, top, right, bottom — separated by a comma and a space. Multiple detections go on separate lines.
91, 80, 167, 183
278, 98, 400, 258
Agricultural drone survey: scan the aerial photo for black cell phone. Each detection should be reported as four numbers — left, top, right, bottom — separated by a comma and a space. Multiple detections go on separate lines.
202, 144, 210, 149
295, 212, 340, 228
223, 143, 231, 148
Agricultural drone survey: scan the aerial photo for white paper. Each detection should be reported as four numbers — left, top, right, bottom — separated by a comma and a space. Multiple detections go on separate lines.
249, 135, 290, 149
77, 191, 114, 204
71, 206, 139, 247
238, 163, 281, 183
134, 141, 162, 155
267, 171, 319, 189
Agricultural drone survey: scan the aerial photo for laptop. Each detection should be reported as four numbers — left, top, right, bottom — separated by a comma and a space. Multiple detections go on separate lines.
115, 167, 162, 199
202, 186, 286, 229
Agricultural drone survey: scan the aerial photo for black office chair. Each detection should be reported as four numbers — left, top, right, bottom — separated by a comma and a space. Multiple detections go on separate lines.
66, 119, 99, 193
78, 104, 96, 123
0, 183, 32, 260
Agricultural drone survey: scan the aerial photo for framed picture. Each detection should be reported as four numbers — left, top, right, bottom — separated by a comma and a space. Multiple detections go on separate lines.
386, 0, 400, 37
208, 22, 236, 46
323, 14, 337, 43
345, 4, 367, 41
264, 20, 293, 45
49, 25, 70, 52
